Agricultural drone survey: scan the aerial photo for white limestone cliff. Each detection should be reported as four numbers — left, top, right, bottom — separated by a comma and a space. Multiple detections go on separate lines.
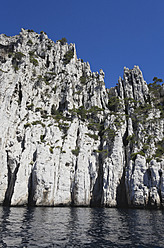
0, 29, 163, 208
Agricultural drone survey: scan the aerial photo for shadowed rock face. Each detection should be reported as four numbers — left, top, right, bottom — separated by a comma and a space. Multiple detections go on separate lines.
0, 29, 163, 208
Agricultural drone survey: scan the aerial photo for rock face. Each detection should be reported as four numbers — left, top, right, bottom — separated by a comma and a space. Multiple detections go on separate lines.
0, 29, 163, 208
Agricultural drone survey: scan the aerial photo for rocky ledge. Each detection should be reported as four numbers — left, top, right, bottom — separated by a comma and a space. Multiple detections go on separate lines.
0, 29, 163, 208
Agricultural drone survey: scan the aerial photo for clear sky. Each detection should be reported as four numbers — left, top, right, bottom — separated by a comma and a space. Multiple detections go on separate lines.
1, 0, 164, 88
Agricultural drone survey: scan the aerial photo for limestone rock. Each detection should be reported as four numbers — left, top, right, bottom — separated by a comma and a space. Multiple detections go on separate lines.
0, 29, 163, 208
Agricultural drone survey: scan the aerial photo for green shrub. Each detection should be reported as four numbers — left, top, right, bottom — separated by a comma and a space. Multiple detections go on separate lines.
58, 122, 69, 133
13, 65, 19, 72
30, 57, 38, 66
85, 133, 99, 141
46, 72, 56, 76
61, 150, 66, 153
47, 44, 52, 50
27, 103, 34, 110
98, 80, 105, 86
88, 122, 102, 132
35, 107, 42, 112
40, 31, 47, 35
37, 75, 51, 85
75, 90, 82, 95
24, 123, 31, 128
69, 106, 88, 120
27, 40, 33, 46
11, 52, 25, 72
94, 149, 108, 156
126, 134, 135, 144
51, 108, 66, 121
57, 37, 67, 45
134, 103, 152, 114
88, 106, 103, 113
29, 51, 39, 66
148, 78, 163, 104
80, 76, 87, 84
76, 106, 88, 120
40, 135, 45, 142
113, 117, 124, 128
49, 147, 54, 154
154, 138, 164, 158
63, 49, 74, 65
102, 128, 116, 140
32, 120, 45, 127
52, 86, 57, 94
71, 148, 80, 156
146, 157, 152, 163
108, 96, 122, 112
142, 144, 149, 152
29, 51, 35, 56
131, 151, 145, 161
51, 104, 56, 115
147, 135, 153, 143
14, 52, 25, 60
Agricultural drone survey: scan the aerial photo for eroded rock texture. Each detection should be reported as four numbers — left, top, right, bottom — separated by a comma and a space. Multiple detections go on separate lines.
0, 29, 163, 208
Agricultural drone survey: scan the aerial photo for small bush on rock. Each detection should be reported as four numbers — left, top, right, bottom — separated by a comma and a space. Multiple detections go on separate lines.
58, 37, 67, 45
63, 49, 74, 65
71, 148, 80, 156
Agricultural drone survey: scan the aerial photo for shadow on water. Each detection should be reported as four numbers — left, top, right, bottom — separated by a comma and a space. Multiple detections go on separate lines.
66, 208, 81, 247
0, 207, 11, 248
0, 207, 35, 248
0, 206, 163, 247
20, 207, 35, 247
114, 208, 164, 248
86, 208, 116, 247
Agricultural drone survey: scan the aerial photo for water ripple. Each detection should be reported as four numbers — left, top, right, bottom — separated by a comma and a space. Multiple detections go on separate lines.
0, 207, 163, 247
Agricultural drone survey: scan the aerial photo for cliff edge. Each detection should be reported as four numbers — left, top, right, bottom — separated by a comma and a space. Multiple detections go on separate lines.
0, 29, 163, 208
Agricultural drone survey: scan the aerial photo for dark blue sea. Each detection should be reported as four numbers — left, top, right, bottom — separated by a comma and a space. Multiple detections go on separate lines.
0, 207, 163, 248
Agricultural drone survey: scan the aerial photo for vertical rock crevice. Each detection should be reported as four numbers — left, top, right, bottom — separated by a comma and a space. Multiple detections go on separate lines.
116, 167, 128, 207
28, 150, 37, 206
18, 82, 22, 106
21, 134, 26, 152
3, 152, 20, 206
71, 127, 80, 206
116, 77, 130, 207
158, 169, 163, 208
27, 169, 36, 207
90, 126, 104, 207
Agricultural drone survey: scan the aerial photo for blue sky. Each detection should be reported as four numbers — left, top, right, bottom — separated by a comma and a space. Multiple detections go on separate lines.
1, 0, 164, 88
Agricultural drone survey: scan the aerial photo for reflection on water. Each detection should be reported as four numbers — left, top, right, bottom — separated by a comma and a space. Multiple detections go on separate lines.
0, 206, 163, 247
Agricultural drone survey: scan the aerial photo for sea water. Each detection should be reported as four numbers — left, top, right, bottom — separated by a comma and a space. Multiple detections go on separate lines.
0, 207, 163, 247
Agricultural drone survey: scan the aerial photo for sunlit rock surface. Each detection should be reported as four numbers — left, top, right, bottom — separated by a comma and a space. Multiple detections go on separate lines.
0, 29, 163, 208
